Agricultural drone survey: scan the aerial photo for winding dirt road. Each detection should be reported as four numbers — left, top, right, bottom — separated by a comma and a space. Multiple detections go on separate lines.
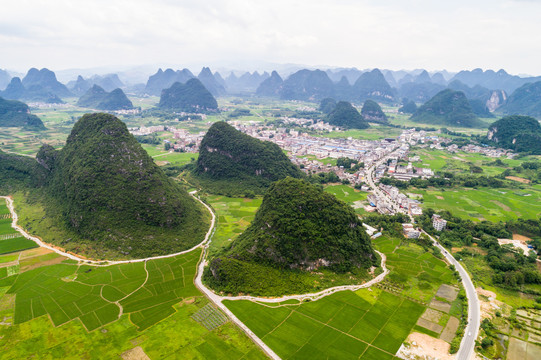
2, 193, 389, 359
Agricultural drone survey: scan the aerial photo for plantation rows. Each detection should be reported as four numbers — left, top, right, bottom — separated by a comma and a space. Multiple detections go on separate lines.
0, 248, 202, 331
192, 303, 229, 330
0, 203, 38, 255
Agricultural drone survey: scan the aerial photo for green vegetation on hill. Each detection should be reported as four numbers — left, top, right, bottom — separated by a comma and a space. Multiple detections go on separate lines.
326, 101, 369, 129
194, 122, 303, 195
500, 81, 541, 118
361, 99, 387, 123
0, 97, 45, 130
159, 78, 218, 112
35, 113, 209, 258
411, 89, 484, 128
319, 97, 336, 114
487, 115, 541, 154
77, 85, 133, 110
398, 100, 418, 114
204, 178, 378, 295
0, 150, 47, 192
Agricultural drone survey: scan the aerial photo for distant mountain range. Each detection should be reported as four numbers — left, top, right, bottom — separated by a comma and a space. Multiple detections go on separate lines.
0, 68, 70, 103
77, 85, 133, 110
67, 74, 124, 95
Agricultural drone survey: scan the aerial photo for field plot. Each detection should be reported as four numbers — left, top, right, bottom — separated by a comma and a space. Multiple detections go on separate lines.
192, 303, 229, 330
373, 238, 456, 303
0, 206, 38, 255
410, 187, 541, 222
208, 195, 262, 254
225, 289, 424, 359
0, 249, 202, 332
324, 185, 368, 214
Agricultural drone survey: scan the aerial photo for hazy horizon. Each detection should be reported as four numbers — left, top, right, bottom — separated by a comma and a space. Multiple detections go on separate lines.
1, 0, 540, 76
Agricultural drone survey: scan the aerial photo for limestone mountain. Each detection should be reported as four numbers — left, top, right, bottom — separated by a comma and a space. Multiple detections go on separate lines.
204, 178, 378, 294
0, 77, 64, 103
351, 69, 395, 103
22, 68, 72, 98
319, 97, 337, 114
486, 115, 541, 154
280, 69, 335, 101
197, 67, 226, 96
361, 100, 388, 123
499, 81, 541, 118
36, 113, 209, 258
398, 100, 418, 114
225, 71, 269, 93
68, 75, 92, 96
77, 85, 133, 110
0, 69, 11, 90
0, 97, 45, 130
256, 70, 283, 97
194, 122, 303, 195
326, 101, 369, 129
449, 68, 541, 94
411, 89, 484, 128
158, 78, 218, 112
144, 68, 195, 96
398, 82, 445, 103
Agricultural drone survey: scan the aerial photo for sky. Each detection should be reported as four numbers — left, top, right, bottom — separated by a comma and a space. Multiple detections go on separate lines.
1, 0, 540, 75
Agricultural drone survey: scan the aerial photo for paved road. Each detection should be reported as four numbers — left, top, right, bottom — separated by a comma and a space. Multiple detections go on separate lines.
423, 231, 480, 360
364, 153, 480, 360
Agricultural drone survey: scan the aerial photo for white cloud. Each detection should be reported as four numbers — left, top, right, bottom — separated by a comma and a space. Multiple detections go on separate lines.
0, 0, 540, 75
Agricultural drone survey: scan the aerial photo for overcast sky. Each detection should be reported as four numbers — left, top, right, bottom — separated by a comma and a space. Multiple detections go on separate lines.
1, 0, 540, 75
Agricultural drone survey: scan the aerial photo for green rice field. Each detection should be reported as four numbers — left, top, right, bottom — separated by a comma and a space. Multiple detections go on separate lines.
225, 289, 424, 359
0, 202, 38, 255
410, 187, 541, 222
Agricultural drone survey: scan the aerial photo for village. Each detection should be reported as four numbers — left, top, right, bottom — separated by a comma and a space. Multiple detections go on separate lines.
129, 119, 513, 223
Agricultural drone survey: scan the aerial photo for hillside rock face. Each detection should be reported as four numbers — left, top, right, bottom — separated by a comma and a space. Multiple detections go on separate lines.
36, 113, 207, 257
361, 100, 388, 123
487, 115, 541, 154
213, 177, 378, 271
500, 81, 541, 118
411, 89, 483, 128
158, 78, 218, 112
195, 122, 303, 193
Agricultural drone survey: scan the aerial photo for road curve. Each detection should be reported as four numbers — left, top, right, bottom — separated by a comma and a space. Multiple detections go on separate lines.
364, 154, 480, 360
0, 193, 216, 266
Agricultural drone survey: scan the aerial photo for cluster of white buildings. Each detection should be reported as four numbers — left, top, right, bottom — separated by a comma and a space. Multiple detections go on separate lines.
432, 214, 448, 231
378, 183, 423, 216
129, 125, 165, 136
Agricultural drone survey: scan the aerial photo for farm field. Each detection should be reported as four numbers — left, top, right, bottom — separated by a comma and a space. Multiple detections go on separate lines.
223, 235, 461, 359
410, 187, 541, 222
207, 195, 262, 255
0, 247, 266, 359
324, 184, 368, 215
225, 289, 423, 360
0, 202, 38, 255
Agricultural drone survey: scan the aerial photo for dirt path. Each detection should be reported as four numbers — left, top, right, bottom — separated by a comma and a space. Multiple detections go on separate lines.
2, 194, 388, 360
0, 193, 216, 267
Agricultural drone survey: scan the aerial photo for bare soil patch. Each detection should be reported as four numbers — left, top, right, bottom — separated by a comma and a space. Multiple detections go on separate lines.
477, 287, 508, 320
513, 234, 533, 242
18, 247, 52, 259
441, 316, 459, 343
490, 200, 512, 211
417, 318, 443, 333
20, 255, 66, 272
122, 346, 151, 360
421, 308, 444, 323
506, 176, 531, 184
436, 284, 459, 302
397, 332, 455, 360
436, 195, 445, 200
430, 299, 451, 313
